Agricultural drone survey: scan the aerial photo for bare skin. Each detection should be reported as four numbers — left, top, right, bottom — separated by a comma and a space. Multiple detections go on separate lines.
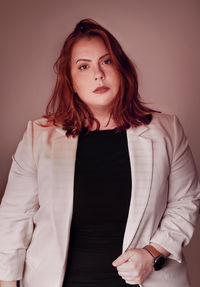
70, 36, 120, 131
0, 281, 17, 287
112, 243, 170, 285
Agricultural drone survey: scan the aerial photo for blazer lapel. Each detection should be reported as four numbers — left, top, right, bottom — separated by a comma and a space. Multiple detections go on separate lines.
50, 128, 78, 263
123, 126, 153, 252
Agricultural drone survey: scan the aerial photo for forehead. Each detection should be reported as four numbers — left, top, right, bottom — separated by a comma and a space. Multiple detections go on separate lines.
71, 37, 108, 61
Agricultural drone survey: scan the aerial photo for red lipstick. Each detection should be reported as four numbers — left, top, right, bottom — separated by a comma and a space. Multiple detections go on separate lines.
93, 86, 110, 94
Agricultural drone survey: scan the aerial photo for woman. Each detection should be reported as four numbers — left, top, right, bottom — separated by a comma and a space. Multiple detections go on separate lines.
0, 19, 199, 287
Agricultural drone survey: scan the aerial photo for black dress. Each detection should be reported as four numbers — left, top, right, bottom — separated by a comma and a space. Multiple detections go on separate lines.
62, 128, 139, 287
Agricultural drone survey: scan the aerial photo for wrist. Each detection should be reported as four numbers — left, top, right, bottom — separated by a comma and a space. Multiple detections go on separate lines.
143, 245, 166, 271
149, 242, 170, 258
0, 281, 17, 287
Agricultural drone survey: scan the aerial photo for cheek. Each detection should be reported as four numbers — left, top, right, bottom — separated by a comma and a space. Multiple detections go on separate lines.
73, 77, 90, 97
71, 73, 84, 93
108, 66, 119, 80
111, 71, 120, 91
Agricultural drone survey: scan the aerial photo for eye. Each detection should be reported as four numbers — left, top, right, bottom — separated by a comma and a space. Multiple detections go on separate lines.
103, 59, 111, 65
78, 64, 88, 70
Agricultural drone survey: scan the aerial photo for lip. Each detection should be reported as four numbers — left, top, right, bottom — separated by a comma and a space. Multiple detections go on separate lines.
93, 86, 110, 94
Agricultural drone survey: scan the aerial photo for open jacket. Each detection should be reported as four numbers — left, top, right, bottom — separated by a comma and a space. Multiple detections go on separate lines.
0, 113, 199, 287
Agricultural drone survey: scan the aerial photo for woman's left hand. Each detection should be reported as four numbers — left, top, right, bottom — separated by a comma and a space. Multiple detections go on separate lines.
112, 248, 154, 285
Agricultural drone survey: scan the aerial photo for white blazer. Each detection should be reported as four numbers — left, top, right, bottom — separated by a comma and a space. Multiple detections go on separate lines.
0, 113, 199, 287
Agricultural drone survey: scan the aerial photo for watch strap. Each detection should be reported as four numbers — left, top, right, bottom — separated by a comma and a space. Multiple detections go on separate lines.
143, 245, 162, 259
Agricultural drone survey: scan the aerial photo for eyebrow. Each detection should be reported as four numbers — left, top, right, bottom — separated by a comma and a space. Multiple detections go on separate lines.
76, 53, 110, 64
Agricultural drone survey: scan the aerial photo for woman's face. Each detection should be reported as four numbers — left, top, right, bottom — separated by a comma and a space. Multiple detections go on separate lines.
70, 37, 120, 114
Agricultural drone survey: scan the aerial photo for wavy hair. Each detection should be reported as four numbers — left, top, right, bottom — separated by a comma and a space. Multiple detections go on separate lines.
43, 18, 156, 136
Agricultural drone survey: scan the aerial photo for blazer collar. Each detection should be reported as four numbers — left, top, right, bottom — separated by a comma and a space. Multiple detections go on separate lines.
55, 124, 149, 137
55, 127, 67, 136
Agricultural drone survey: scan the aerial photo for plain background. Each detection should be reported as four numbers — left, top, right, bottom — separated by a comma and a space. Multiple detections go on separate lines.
0, 0, 199, 286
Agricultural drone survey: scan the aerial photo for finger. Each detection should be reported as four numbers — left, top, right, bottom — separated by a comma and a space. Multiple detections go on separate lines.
118, 273, 135, 281
116, 261, 133, 272
118, 273, 139, 285
112, 250, 133, 267
118, 271, 132, 278
118, 269, 139, 281
118, 272, 138, 282
125, 280, 139, 285
120, 275, 136, 282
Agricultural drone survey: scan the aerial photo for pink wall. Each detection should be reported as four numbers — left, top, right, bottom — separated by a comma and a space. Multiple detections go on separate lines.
0, 0, 199, 286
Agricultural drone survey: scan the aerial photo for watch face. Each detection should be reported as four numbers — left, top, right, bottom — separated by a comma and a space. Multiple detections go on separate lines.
154, 255, 165, 271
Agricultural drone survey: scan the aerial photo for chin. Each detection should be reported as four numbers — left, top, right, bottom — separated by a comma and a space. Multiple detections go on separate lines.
94, 98, 116, 106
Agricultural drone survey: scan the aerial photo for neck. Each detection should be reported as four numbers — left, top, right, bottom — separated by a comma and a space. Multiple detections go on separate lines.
91, 109, 116, 130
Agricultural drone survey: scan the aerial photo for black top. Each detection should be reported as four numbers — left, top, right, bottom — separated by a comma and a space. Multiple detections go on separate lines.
62, 128, 136, 287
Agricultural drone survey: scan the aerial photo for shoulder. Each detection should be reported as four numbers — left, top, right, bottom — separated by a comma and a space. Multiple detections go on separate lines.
146, 112, 188, 157
150, 112, 179, 129
147, 112, 185, 139
27, 117, 60, 133
21, 117, 65, 145
32, 117, 55, 128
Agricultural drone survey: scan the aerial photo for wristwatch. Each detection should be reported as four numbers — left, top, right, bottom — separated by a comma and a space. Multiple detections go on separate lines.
143, 245, 166, 271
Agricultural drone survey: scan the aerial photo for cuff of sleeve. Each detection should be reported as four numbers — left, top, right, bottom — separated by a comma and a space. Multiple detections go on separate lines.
150, 231, 183, 263
0, 249, 25, 280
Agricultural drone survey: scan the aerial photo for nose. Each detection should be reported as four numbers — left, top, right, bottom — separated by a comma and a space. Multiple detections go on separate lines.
95, 75, 104, 80
94, 65, 104, 81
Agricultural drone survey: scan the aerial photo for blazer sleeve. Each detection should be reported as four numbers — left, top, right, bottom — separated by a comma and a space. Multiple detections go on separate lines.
0, 120, 39, 280
150, 115, 200, 263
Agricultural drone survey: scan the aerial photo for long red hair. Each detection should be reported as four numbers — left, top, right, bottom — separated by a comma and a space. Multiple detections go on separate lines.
43, 18, 156, 136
